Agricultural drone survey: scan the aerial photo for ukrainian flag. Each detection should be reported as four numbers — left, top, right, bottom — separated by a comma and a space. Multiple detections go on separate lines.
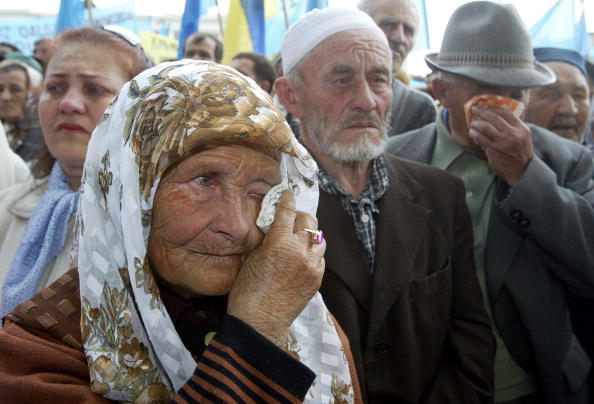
222, 0, 327, 64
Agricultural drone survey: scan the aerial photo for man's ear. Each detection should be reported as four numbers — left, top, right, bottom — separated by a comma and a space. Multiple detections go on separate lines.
274, 77, 304, 118
431, 77, 449, 108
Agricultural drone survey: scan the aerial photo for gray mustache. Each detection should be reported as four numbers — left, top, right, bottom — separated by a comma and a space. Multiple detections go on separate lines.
342, 112, 383, 128
551, 116, 579, 128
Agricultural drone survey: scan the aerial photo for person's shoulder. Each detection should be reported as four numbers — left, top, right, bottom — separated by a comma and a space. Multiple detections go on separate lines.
387, 123, 436, 155
529, 124, 593, 164
393, 79, 435, 105
3, 269, 82, 350
384, 153, 463, 187
0, 174, 46, 199
393, 123, 435, 141
0, 175, 47, 218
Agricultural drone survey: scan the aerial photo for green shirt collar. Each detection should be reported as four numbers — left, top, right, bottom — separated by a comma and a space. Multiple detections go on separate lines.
432, 108, 466, 170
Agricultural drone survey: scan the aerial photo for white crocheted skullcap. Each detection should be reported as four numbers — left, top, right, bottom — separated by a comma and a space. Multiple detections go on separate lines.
281, 7, 388, 75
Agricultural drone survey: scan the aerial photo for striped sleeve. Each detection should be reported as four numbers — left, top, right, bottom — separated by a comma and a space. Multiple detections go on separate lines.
173, 315, 315, 404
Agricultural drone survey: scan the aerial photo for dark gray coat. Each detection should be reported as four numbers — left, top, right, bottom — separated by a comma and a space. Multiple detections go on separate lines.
388, 122, 594, 404
388, 79, 436, 137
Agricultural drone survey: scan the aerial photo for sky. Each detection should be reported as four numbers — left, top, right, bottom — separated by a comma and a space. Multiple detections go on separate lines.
3, 0, 593, 33
2, 0, 593, 75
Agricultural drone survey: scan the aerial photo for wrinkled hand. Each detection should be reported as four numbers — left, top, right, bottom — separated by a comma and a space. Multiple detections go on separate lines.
468, 106, 533, 186
227, 191, 326, 347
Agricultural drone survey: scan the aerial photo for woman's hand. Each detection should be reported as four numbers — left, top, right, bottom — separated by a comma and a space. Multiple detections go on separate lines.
227, 190, 326, 347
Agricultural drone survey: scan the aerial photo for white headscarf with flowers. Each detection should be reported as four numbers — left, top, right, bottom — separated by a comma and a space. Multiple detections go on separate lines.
77, 60, 354, 403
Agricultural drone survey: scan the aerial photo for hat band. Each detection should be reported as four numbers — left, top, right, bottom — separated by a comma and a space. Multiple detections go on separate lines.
437, 52, 535, 68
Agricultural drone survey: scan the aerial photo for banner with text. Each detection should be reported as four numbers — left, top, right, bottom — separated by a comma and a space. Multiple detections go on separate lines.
0, 1, 136, 56
140, 31, 179, 64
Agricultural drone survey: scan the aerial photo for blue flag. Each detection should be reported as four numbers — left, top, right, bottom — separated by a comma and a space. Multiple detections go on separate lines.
241, 0, 265, 55
411, 0, 430, 52
55, 0, 85, 34
264, 0, 328, 58
529, 0, 589, 56
178, 0, 216, 58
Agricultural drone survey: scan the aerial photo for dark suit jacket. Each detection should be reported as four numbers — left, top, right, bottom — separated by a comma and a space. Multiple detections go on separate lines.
388, 80, 436, 137
388, 122, 594, 404
319, 153, 495, 404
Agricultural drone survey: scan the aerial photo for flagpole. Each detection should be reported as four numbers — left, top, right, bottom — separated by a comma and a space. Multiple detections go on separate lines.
85, 0, 94, 24
215, 0, 225, 41
281, 0, 290, 29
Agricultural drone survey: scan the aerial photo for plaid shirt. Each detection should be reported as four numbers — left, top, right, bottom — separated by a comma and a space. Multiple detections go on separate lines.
318, 156, 390, 271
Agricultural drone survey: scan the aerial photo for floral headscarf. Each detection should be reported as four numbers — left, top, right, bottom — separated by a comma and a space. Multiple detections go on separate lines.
77, 60, 354, 403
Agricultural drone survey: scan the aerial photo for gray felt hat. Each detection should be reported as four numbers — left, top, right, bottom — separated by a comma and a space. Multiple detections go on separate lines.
425, 1, 556, 88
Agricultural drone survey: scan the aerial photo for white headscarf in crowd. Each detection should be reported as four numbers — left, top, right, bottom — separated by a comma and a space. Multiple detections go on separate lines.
77, 60, 354, 403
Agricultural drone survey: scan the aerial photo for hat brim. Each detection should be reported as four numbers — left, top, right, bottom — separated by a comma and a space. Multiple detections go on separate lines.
425, 53, 556, 88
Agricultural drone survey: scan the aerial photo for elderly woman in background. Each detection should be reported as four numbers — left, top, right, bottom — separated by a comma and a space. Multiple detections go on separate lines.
0, 121, 29, 190
0, 56, 43, 161
0, 26, 151, 317
0, 61, 360, 403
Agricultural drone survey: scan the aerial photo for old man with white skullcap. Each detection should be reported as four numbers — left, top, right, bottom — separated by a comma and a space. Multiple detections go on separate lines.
275, 7, 495, 403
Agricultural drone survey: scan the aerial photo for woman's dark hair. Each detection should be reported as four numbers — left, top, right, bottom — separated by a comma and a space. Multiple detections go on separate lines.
31, 26, 152, 179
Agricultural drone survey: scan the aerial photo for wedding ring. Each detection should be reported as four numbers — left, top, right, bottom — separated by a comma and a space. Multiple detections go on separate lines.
304, 228, 324, 244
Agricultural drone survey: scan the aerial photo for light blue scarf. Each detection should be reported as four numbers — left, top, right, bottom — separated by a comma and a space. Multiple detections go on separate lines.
1, 162, 79, 318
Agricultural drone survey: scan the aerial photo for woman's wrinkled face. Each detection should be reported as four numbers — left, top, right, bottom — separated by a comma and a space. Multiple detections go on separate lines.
0, 69, 28, 123
147, 144, 282, 298
39, 42, 129, 187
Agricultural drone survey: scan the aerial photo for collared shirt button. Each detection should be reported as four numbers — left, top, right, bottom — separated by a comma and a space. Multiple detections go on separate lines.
361, 214, 370, 223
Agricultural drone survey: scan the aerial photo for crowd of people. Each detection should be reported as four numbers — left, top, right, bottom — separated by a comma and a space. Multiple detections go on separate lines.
0, 1, 592, 403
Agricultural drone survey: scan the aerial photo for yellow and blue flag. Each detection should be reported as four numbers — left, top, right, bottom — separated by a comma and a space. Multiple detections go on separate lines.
223, 0, 327, 64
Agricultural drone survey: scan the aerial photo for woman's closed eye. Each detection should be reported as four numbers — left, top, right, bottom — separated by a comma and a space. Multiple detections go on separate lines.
247, 181, 272, 199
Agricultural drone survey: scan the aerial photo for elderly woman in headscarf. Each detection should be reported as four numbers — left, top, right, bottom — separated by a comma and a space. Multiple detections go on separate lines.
0, 61, 361, 404
0, 55, 43, 161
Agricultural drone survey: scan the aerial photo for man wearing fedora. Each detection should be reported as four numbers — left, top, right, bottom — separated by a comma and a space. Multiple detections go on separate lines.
388, 2, 594, 404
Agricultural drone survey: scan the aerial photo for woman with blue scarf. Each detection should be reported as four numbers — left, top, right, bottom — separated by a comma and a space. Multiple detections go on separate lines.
0, 26, 151, 317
